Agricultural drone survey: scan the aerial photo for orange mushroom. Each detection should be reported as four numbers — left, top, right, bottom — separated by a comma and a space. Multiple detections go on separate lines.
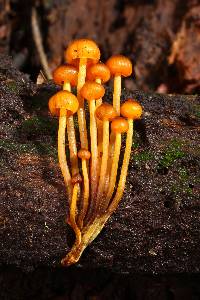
80, 81, 105, 199
53, 65, 79, 176
53, 64, 78, 91
95, 103, 117, 204
106, 55, 132, 115
108, 99, 142, 213
48, 90, 79, 199
104, 117, 129, 209
65, 39, 100, 149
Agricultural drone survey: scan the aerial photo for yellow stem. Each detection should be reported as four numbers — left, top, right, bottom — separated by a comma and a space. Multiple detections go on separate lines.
70, 183, 81, 245
61, 214, 109, 266
108, 119, 133, 213
89, 99, 98, 199
63, 82, 79, 176
113, 75, 121, 115
78, 159, 89, 228
77, 57, 88, 149
58, 108, 72, 199
63, 81, 71, 91
105, 133, 121, 204
96, 120, 109, 210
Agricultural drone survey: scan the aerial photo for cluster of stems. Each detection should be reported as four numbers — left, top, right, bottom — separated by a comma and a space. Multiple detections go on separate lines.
48, 39, 143, 266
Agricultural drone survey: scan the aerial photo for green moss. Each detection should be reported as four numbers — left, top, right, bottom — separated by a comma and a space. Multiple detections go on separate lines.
158, 139, 185, 169
20, 116, 57, 136
0, 140, 57, 159
6, 81, 19, 93
134, 150, 153, 163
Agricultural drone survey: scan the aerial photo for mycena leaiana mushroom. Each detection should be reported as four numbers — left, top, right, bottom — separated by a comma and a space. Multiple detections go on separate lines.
48, 40, 143, 267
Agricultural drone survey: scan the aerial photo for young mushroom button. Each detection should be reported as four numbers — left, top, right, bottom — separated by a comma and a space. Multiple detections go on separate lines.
80, 81, 105, 199
106, 55, 132, 115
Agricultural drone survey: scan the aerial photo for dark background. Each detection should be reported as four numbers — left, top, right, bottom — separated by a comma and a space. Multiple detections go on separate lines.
0, 0, 200, 299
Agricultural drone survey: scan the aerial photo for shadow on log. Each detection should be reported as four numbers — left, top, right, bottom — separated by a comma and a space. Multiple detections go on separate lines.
0, 55, 199, 274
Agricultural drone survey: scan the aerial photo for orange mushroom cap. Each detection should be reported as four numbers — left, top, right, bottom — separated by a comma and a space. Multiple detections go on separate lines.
53, 65, 78, 86
111, 117, 129, 134
65, 39, 100, 66
87, 63, 111, 83
106, 55, 132, 77
78, 149, 91, 160
95, 103, 117, 121
120, 99, 142, 120
48, 90, 79, 117
80, 81, 105, 101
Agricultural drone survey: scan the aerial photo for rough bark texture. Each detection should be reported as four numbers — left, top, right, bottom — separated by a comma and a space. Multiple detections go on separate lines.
0, 55, 199, 275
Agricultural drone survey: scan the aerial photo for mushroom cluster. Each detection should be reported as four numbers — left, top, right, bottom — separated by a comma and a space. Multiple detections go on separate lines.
48, 39, 143, 266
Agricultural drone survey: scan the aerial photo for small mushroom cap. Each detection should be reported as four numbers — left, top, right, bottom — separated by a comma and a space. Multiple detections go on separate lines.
120, 99, 142, 119
78, 149, 91, 160
53, 65, 78, 86
48, 90, 79, 117
65, 39, 100, 66
87, 63, 111, 83
111, 117, 129, 134
71, 173, 82, 185
95, 103, 117, 121
106, 55, 132, 77
80, 81, 105, 101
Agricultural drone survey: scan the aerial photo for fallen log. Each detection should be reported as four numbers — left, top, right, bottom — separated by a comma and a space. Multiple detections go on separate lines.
0, 55, 199, 273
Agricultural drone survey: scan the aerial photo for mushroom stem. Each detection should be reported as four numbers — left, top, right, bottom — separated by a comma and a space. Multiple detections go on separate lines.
77, 57, 88, 149
113, 75, 121, 115
95, 78, 103, 176
96, 120, 109, 207
63, 82, 79, 176
78, 158, 89, 228
69, 183, 81, 245
63, 81, 71, 91
58, 108, 72, 199
89, 99, 98, 198
108, 119, 133, 213
105, 133, 121, 204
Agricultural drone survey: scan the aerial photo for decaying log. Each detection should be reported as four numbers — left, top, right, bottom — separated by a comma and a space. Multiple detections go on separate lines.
0, 55, 199, 273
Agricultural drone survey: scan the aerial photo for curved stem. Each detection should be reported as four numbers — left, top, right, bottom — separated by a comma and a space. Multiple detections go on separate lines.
89, 99, 98, 199
105, 133, 121, 205
108, 119, 133, 213
63, 82, 79, 176
77, 57, 88, 149
78, 159, 89, 228
96, 120, 109, 211
69, 183, 81, 245
58, 108, 72, 199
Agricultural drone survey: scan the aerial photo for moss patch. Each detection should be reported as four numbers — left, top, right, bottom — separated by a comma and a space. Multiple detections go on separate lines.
158, 139, 186, 169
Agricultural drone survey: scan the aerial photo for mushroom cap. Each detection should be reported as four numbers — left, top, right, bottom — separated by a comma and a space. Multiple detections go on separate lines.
95, 103, 117, 121
71, 173, 82, 185
78, 149, 91, 160
65, 39, 100, 66
111, 117, 129, 134
48, 90, 79, 117
80, 81, 105, 101
87, 63, 111, 83
106, 55, 132, 77
120, 99, 142, 119
53, 65, 78, 86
